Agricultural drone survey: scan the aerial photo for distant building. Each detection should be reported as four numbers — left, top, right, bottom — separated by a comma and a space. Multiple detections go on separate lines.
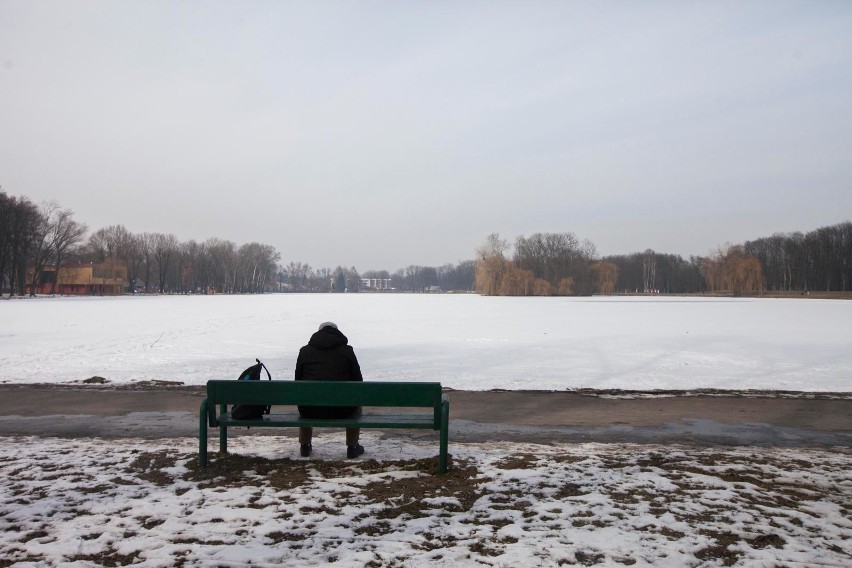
360, 278, 392, 291
26, 258, 128, 296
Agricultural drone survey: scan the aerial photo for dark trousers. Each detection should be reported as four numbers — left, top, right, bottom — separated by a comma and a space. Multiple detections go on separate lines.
299, 426, 360, 446
298, 407, 361, 446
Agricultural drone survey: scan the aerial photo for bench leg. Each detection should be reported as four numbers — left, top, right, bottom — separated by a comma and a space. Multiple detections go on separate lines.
219, 403, 228, 455
439, 399, 450, 474
219, 424, 228, 455
199, 399, 208, 468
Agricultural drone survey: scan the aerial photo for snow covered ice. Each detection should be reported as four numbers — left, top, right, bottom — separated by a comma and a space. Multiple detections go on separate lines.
1, 294, 850, 391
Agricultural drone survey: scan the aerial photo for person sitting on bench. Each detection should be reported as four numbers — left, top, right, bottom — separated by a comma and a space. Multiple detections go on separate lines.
295, 321, 365, 459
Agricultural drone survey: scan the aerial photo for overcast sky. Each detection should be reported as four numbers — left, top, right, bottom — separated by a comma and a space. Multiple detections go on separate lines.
2, 1, 851, 271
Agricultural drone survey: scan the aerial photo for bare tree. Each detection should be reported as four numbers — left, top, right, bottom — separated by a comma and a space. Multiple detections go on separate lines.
122, 233, 148, 292
475, 233, 509, 295
591, 261, 619, 295
151, 233, 179, 293
135, 233, 157, 292
283, 261, 313, 292
87, 225, 134, 262
642, 249, 657, 293
346, 266, 361, 292
0, 191, 10, 294
47, 208, 87, 295
236, 242, 280, 293
513, 232, 597, 295
702, 245, 764, 296
430, 262, 475, 292
204, 238, 238, 293
310, 267, 333, 292
179, 240, 206, 293
1, 191, 41, 296
27, 201, 59, 296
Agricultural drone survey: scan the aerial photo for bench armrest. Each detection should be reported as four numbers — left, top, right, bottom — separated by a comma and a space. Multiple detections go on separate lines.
200, 397, 219, 427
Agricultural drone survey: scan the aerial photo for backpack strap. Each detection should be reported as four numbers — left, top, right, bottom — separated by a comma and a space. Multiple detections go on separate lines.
256, 358, 272, 380
256, 358, 273, 414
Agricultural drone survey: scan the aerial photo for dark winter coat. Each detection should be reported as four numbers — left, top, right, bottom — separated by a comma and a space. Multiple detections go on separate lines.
295, 327, 363, 418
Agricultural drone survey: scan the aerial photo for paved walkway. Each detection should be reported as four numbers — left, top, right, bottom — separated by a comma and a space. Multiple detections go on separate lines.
1, 384, 849, 447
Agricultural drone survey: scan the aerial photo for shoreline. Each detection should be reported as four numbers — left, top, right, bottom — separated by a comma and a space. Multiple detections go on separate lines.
478, 386, 852, 400
2, 381, 850, 400
1, 383, 849, 447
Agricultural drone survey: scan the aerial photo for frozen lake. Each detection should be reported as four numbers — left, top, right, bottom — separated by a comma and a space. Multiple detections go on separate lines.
1, 294, 850, 391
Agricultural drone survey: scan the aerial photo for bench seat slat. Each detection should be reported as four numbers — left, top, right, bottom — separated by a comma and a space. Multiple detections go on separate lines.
218, 412, 438, 429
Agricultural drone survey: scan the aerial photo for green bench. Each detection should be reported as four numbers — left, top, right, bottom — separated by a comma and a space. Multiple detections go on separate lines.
199, 380, 450, 473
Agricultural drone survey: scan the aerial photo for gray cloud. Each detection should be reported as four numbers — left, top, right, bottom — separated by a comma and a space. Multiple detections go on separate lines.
2, 1, 850, 271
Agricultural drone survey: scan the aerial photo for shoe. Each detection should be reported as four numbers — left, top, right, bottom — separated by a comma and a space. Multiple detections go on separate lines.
346, 444, 365, 459
300, 443, 312, 457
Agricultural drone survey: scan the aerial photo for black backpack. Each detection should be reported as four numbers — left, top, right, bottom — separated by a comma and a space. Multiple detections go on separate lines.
231, 358, 272, 420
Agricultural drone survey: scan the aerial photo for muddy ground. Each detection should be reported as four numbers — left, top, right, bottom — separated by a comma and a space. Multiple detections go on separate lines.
0, 383, 849, 447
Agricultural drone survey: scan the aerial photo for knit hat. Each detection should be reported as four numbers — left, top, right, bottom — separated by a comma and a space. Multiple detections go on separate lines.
318, 321, 338, 331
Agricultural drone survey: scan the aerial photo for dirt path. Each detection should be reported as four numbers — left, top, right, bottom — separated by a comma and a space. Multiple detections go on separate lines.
0, 384, 849, 447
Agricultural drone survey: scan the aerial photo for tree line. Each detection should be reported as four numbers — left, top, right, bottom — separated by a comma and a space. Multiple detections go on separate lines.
1, 190, 475, 296
474, 221, 851, 296
4, 189, 848, 297
475, 232, 601, 296
276, 261, 475, 293
743, 223, 851, 292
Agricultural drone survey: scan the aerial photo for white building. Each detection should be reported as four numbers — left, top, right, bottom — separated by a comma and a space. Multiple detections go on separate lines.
360, 278, 392, 291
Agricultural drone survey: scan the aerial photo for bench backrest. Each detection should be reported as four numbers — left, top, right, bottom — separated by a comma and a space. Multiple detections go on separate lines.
206, 380, 444, 409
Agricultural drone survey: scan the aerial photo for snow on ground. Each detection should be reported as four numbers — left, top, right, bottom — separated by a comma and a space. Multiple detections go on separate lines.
0, 436, 849, 567
2, 294, 851, 391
